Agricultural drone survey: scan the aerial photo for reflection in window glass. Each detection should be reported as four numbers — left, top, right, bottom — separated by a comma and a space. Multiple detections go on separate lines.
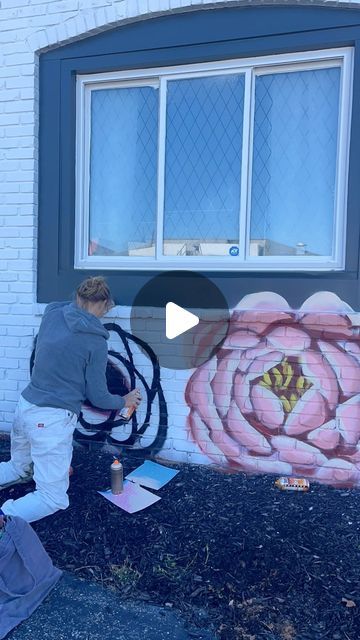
89, 86, 158, 257
81, 53, 349, 268
250, 67, 340, 258
163, 74, 244, 257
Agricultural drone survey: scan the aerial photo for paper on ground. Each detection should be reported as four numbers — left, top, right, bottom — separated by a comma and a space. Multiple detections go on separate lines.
98, 480, 160, 514
125, 460, 179, 490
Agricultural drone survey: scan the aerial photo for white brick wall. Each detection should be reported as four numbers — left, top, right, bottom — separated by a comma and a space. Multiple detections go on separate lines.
0, 0, 360, 469
0, 0, 241, 437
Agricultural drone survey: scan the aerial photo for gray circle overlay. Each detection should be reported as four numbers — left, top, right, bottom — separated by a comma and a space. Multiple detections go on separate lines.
130, 272, 230, 370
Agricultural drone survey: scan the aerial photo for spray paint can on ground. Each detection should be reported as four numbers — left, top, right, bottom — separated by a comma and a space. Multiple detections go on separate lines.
274, 477, 310, 491
110, 458, 123, 494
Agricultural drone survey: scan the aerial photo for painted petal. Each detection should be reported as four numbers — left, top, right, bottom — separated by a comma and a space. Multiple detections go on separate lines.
186, 361, 214, 389
221, 330, 260, 350
318, 341, 360, 398
236, 344, 273, 376
187, 411, 228, 464
189, 398, 290, 472
271, 435, 327, 466
210, 352, 241, 418
221, 343, 281, 378
230, 310, 293, 338
300, 292, 354, 314
343, 341, 360, 365
193, 318, 229, 363
293, 443, 327, 468
300, 313, 353, 340
336, 395, 360, 446
188, 405, 241, 459
233, 372, 253, 415
190, 401, 241, 459
189, 411, 285, 471
250, 383, 285, 429
255, 457, 293, 475
266, 326, 311, 351
234, 291, 291, 312
227, 401, 272, 454
307, 419, 340, 450
186, 362, 221, 431
284, 388, 327, 435
231, 293, 293, 336
345, 445, 360, 464
227, 450, 292, 475
299, 350, 338, 409
244, 348, 283, 381
315, 458, 360, 486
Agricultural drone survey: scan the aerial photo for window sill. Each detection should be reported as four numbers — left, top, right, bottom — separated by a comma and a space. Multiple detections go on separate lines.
75, 260, 345, 272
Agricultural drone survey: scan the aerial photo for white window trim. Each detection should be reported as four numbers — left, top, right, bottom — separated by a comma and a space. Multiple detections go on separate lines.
75, 47, 353, 272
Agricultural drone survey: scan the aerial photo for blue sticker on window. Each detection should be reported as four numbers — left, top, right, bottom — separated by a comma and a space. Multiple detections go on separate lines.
229, 246, 239, 256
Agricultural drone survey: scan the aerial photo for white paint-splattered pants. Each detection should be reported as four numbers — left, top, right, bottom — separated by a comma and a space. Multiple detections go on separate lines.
0, 395, 77, 523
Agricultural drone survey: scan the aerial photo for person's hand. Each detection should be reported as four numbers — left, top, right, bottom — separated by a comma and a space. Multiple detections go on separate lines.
123, 388, 141, 409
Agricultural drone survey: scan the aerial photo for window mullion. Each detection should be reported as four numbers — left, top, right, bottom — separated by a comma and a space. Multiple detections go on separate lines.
75, 78, 84, 267
155, 77, 167, 260
332, 49, 353, 267
78, 82, 92, 265
239, 68, 254, 262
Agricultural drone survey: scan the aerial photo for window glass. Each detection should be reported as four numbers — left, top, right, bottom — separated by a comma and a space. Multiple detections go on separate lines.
163, 74, 245, 256
250, 67, 340, 258
89, 86, 158, 257
79, 51, 350, 270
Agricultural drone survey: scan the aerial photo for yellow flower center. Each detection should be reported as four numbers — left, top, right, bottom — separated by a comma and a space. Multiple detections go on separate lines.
259, 358, 312, 414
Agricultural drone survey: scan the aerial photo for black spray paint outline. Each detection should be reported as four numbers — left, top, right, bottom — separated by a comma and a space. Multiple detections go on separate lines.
31, 323, 168, 456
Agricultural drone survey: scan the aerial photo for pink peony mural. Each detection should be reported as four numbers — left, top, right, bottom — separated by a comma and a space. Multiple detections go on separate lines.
186, 292, 360, 487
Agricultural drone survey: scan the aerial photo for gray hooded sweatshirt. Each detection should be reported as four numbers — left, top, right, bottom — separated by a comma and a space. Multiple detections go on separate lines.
22, 302, 125, 416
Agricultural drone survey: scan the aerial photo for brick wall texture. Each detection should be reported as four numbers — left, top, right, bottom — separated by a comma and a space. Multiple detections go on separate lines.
1, 0, 360, 485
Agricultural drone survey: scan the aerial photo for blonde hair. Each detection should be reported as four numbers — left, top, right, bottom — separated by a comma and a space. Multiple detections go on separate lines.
76, 276, 114, 310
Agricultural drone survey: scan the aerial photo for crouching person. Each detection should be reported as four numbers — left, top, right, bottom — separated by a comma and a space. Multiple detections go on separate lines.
0, 276, 141, 523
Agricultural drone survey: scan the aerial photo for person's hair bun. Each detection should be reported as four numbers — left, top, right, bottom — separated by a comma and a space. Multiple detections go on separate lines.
76, 276, 113, 304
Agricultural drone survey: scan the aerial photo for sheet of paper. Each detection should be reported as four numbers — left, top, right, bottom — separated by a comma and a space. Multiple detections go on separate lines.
125, 460, 179, 490
98, 480, 161, 513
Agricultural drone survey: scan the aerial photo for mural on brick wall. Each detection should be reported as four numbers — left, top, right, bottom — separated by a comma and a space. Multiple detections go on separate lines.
31, 323, 168, 456
77, 323, 168, 455
186, 292, 360, 487
31, 292, 360, 486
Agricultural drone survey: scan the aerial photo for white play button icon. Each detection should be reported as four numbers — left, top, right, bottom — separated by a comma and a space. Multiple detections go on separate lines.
130, 271, 230, 369
165, 302, 199, 340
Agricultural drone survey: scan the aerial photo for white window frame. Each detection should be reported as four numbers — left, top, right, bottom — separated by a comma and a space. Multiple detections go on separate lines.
75, 47, 353, 272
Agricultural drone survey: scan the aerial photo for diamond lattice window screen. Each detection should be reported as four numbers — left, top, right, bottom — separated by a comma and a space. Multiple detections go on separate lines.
77, 49, 351, 270
163, 74, 244, 257
250, 67, 340, 258
89, 86, 158, 257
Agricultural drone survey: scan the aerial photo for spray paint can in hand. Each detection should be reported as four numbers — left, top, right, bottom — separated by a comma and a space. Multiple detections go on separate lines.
110, 458, 123, 495
119, 405, 136, 422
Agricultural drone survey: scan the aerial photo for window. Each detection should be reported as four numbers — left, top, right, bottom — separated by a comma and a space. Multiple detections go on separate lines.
75, 47, 353, 271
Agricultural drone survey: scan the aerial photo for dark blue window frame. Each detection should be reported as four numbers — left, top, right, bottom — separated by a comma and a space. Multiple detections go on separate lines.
39, 5, 360, 308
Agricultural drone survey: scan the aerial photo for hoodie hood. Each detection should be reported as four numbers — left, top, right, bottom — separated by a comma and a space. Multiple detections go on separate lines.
61, 302, 109, 338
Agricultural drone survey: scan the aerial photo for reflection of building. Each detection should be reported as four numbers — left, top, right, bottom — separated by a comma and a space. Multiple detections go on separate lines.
93, 239, 316, 257
249, 239, 316, 257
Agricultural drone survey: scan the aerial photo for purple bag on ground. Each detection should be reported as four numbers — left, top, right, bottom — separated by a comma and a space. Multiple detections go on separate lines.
0, 514, 62, 638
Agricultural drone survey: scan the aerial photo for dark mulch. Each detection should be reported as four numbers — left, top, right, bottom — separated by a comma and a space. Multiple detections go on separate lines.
2, 440, 360, 640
